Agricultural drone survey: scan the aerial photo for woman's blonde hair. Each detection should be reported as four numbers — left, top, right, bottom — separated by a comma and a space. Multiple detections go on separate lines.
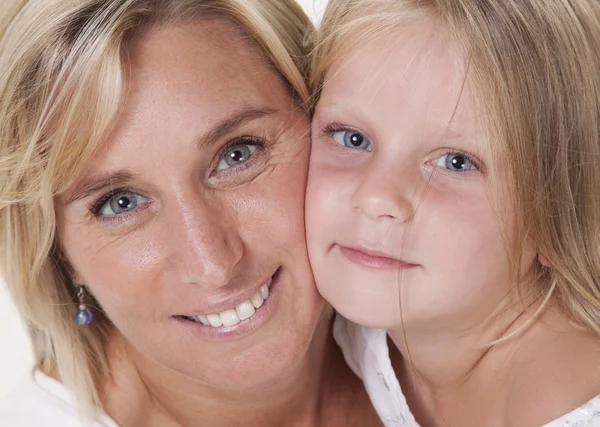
0, 0, 313, 412
311, 0, 600, 334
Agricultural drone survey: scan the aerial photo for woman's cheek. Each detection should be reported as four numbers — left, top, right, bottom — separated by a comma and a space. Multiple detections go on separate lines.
70, 226, 164, 311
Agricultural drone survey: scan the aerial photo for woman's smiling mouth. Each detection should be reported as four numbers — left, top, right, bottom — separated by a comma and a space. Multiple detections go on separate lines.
183, 278, 272, 327
174, 268, 281, 338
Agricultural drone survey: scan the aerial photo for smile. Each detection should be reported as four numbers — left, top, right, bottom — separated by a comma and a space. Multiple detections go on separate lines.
183, 277, 272, 328
338, 245, 419, 271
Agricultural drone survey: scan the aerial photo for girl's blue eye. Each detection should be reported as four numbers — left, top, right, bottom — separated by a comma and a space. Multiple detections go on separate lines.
433, 153, 478, 172
217, 144, 258, 170
332, 130, 372, 151
100, 192, 149, 216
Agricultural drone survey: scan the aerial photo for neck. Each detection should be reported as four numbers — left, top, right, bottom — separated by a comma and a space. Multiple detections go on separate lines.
388, 305, 600, 426
389, 305, 522, 391
102, 316, 337, 427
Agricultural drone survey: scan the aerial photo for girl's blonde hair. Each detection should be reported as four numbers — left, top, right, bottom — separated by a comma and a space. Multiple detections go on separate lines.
311, 0, 600, 333
0, 0, 313, 412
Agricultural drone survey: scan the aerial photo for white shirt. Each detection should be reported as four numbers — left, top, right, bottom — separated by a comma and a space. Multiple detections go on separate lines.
333, 315, 600, 427
0, 371, 119, 427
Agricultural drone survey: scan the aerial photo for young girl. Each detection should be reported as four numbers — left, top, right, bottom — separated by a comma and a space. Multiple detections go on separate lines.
306, 0, 600, 425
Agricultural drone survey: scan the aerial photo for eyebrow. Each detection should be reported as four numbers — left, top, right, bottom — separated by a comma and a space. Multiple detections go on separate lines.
437, 126, 464, 141
64, 107, 278, 206
65, 171, 134, 205
197, 107, 277, 149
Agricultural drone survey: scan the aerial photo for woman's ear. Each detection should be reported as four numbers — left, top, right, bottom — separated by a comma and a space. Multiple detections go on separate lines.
72, 272, 85, 286
67, 265, 85, 286
538, 253, 550, 268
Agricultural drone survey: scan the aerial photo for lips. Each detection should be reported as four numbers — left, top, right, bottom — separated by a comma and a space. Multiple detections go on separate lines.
177, 268, 280, 331
337, 245, 419, 270
183, 279, 272, 328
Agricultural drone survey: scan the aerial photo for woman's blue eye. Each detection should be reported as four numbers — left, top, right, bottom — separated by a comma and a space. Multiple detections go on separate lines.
433, 153, 478, 172
100, 192, 148, 216
332, 130, 372, 151
217, 144, 258, 170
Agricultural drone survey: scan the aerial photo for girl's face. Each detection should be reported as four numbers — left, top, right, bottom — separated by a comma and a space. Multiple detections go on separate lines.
306, 23, 538, 332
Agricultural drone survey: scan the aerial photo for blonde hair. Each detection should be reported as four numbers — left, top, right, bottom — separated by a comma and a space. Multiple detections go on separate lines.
0, 0, 313, 412
310, 0, 600, 333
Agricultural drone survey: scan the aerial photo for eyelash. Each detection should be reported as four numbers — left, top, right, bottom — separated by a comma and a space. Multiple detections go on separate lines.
321, 122, 483, 172
88, 135, 268, 220
89, 191, 119, 217
320, 122, 361, 140
87, 188, 148, 223
433, 149, 483, 173
212, 134, 267, 176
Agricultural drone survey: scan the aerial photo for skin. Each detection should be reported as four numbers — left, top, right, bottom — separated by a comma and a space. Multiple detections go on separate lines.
56, 20, 380, 427
307, 22, 600, 427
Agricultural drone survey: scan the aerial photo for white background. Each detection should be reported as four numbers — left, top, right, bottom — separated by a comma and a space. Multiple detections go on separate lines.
0, 0, 327, 401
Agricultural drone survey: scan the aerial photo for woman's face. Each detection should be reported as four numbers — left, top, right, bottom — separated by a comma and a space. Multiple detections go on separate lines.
56, 21, 322, 390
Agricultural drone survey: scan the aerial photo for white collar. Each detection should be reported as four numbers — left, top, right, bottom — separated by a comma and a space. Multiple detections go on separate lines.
333, 315, 420, 427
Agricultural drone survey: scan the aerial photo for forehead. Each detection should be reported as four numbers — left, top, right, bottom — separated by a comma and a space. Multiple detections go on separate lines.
88, 20, 290, 166
319, 22, 480, 135
125, 19, 280, 115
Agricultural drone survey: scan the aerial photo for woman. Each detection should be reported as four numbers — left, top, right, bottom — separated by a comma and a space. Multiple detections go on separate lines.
0, 0, 379, 425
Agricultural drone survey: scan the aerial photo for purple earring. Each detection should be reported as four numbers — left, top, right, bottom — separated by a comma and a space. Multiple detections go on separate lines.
75, 286, 93, 325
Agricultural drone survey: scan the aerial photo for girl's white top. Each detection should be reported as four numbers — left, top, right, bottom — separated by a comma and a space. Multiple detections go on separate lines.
0, 371, 119, 427
333, 315, 600, 427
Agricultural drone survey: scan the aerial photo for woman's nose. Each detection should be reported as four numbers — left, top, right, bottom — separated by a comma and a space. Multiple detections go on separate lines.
168, 195, 243, 289
350, 160, 416, 223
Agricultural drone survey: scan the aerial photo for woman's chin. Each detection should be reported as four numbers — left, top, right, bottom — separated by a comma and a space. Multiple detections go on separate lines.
118, 292, 328, 392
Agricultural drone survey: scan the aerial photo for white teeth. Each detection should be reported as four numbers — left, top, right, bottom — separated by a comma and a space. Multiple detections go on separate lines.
189, 276, 273, 328
220, 309, 241, 327
250, 292, 264, 309
236, 300, 256, 320
207, 314, 223, 327
259, 284, 269, 300
197, 314, 210, 325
